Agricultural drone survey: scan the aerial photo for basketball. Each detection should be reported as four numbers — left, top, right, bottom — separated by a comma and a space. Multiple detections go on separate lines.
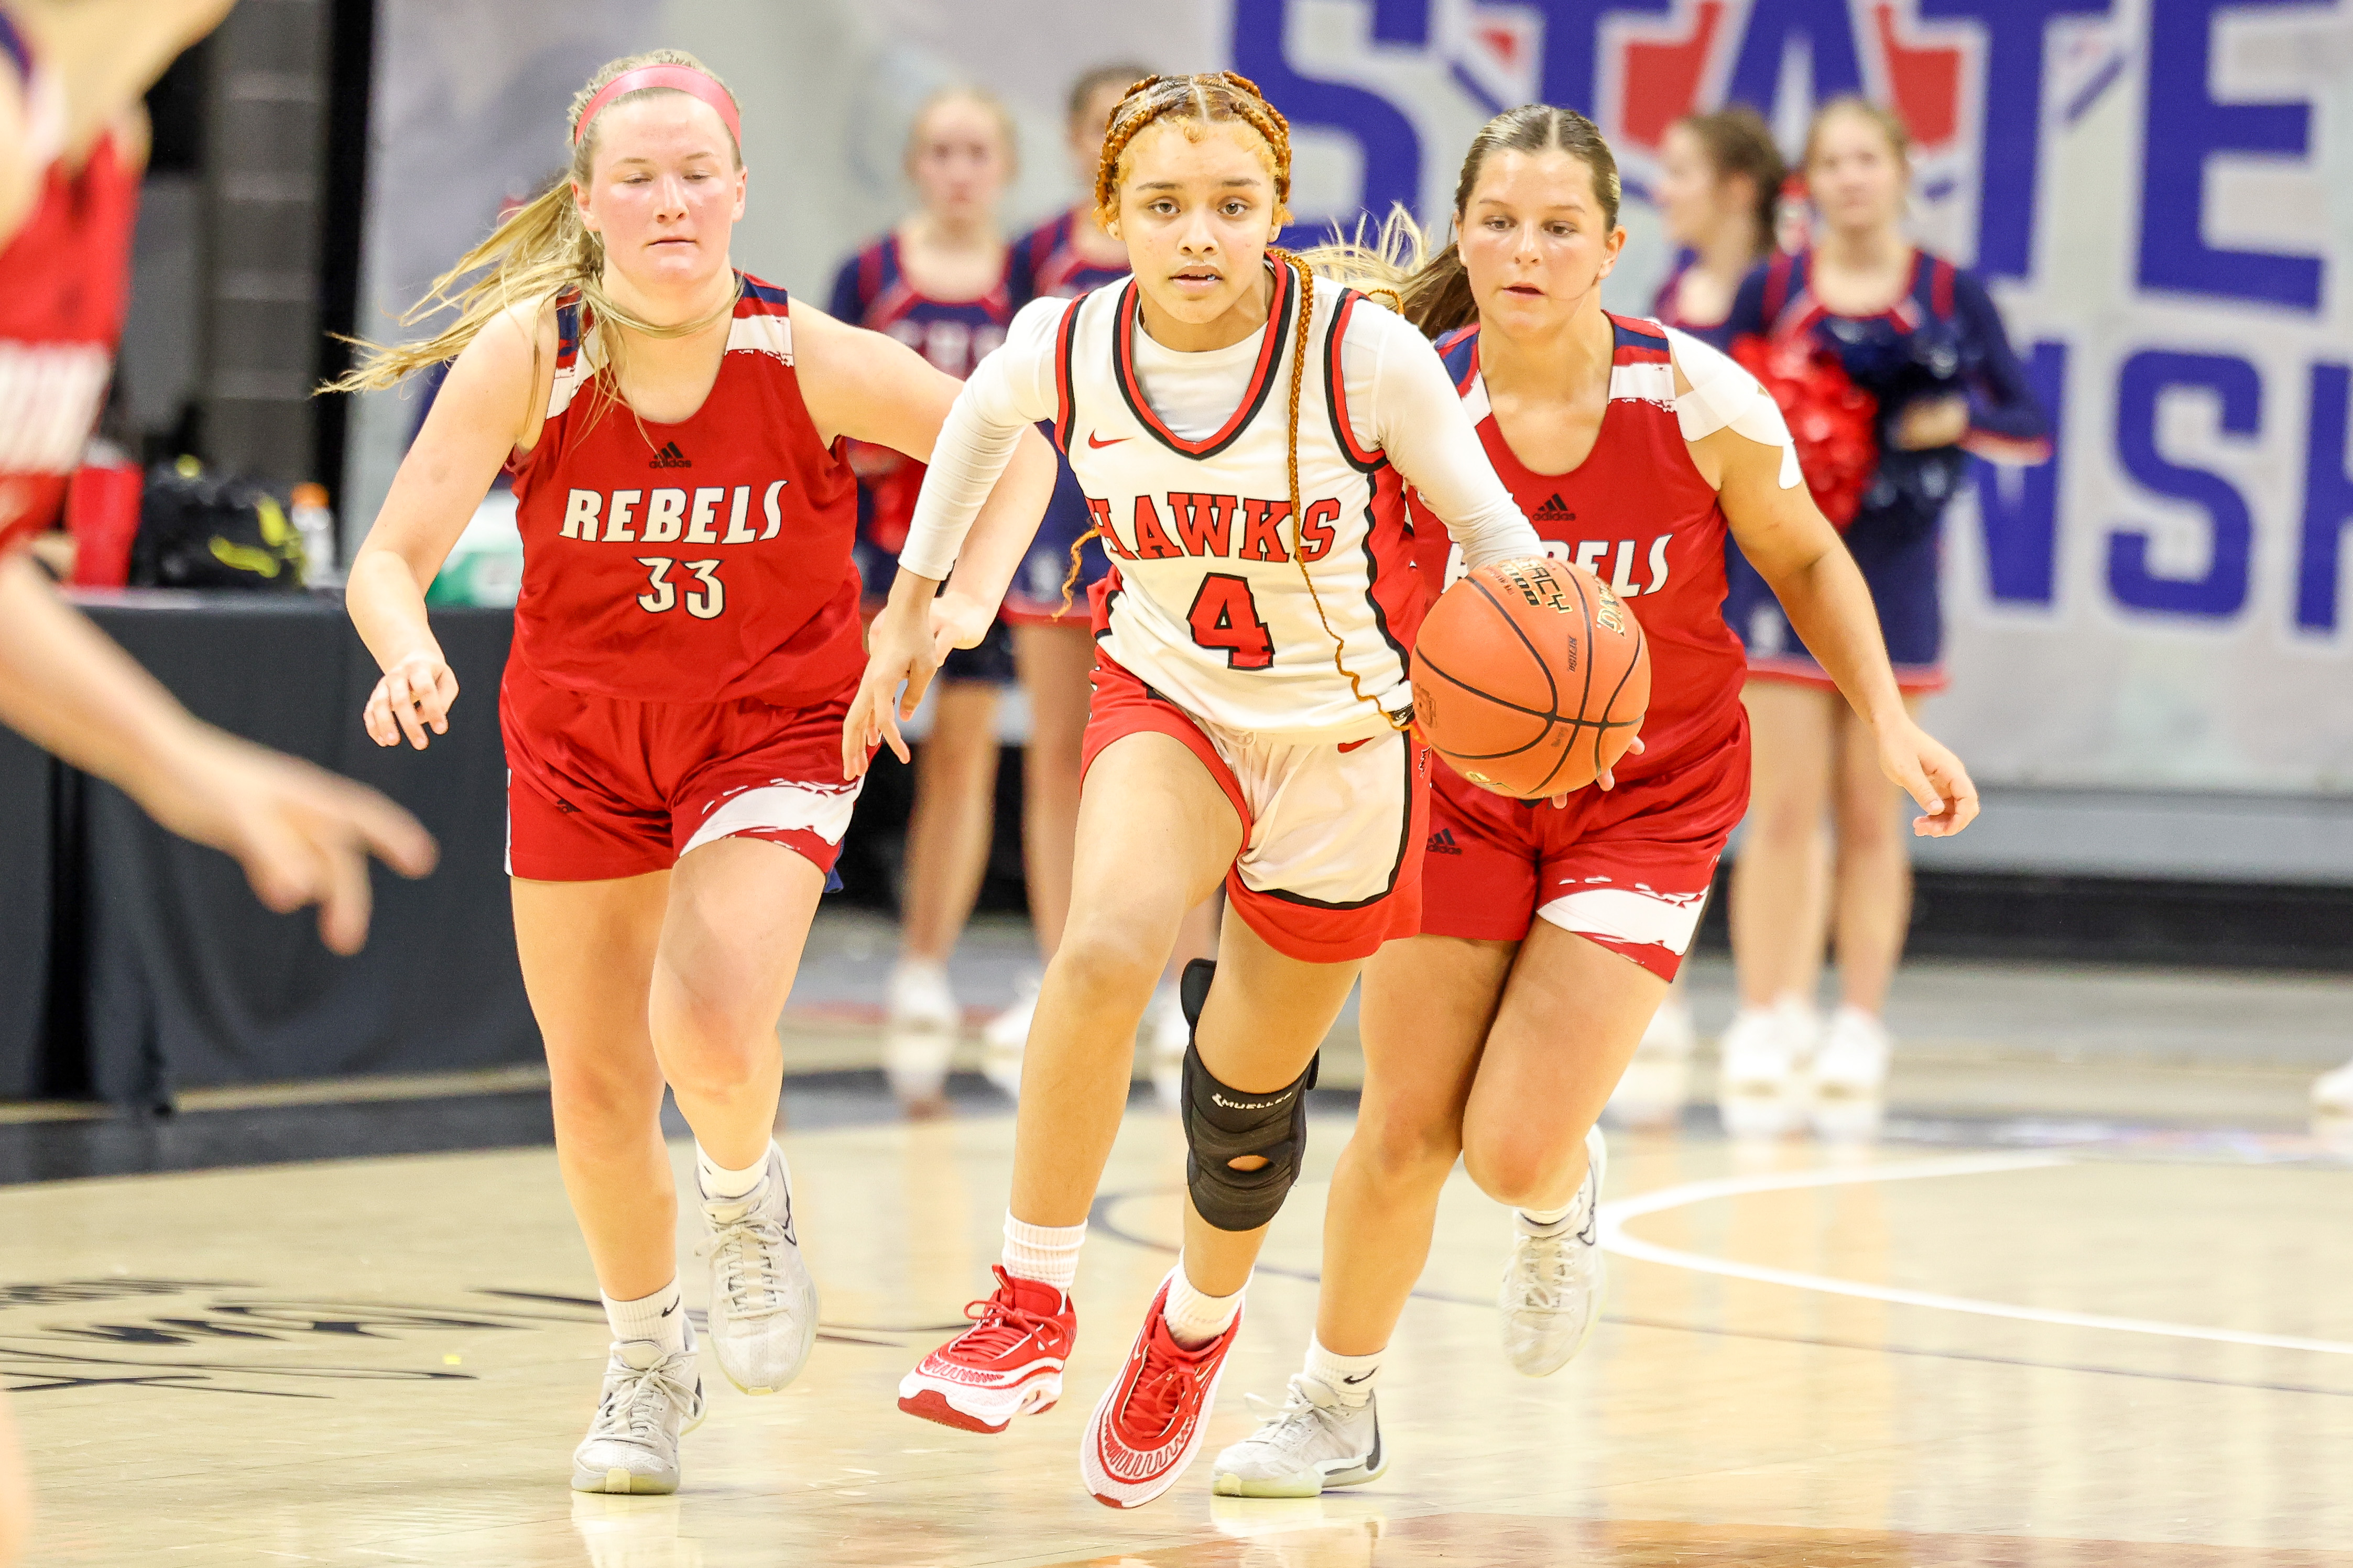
1411, 556, 1651, 798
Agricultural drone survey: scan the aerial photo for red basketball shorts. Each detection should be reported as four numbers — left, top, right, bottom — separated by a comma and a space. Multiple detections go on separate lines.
499, 658, 863, 883
1080, 650, 1429, 966
1420, 715, 1751, 980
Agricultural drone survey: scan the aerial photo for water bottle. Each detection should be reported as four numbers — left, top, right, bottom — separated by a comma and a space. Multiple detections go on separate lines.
290, 481, 337, 585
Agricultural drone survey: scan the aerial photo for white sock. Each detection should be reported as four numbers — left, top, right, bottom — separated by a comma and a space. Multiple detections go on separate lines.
1002, 1214, 1085, 1291
1160, 1259, 1244, 1349
1305, 1335, 1381, 1407
698, 1143, 773, 1204
603, 1280, 688, 1355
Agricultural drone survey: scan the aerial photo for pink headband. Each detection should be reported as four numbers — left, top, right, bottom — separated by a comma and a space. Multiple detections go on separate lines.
574, 65, 742, 149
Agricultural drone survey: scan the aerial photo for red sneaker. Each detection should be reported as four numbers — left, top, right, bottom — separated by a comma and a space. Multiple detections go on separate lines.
1080, 1270, 1243, 1508
897, 1267, 1076, 1434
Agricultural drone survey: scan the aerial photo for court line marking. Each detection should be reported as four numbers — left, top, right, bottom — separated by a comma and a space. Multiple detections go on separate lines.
1599, 1150, 2353, 1357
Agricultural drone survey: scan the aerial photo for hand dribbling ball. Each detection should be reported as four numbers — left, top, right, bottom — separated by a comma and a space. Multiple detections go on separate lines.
1411, 557, 1650, 798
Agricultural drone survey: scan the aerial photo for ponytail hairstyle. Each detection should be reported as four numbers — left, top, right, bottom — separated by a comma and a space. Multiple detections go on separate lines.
1297, 103, 1620, 339
325, 50, 744, 396
1673, 105, 1785, 259
1092, 71, 1294, 232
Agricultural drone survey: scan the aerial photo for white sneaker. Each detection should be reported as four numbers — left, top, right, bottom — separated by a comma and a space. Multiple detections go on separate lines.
571, 1325, 707, 1495
2314, 1056, 2353, 1117
1718, 999, 1816, 1096
887, 958, 958, 1032
1210, 1374, 1385, 1498
1813, 1006, 1892, 1098
696, 1145, 819, 1395
1498, 1125, 1606, 1378
982, 975, 1039, 1051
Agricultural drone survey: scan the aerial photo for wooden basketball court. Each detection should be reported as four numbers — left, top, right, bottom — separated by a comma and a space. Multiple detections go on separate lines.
6, 1040, 2351, 1567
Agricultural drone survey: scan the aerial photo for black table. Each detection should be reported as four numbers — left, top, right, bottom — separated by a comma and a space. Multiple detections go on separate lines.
0, 592, 534, 1104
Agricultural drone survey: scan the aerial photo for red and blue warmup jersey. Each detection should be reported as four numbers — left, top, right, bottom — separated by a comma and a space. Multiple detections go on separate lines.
505, 273, 863, 707
1011, 210, 1129, 302
1409, 315, 1747, 781
1004, 211, 1129, 621
828, 235, 1019, 567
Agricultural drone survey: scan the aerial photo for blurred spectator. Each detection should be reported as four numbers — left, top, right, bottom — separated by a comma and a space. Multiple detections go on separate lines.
1714, 96, 2047, 1115
827, 86, 1022, 1079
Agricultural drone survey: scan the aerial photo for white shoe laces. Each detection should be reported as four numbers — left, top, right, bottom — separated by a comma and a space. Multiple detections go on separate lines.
589, 1354, 696, 1450
698, 1200, 793, 1323
1238, 1374, 1350, 1457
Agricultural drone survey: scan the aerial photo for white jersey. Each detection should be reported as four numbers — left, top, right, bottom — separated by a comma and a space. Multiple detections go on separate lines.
902, 261, 1541, 745
1056, 266, 1429, 739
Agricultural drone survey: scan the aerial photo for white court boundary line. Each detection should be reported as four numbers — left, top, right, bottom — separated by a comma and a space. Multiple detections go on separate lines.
1597, 1150, 2353, 1357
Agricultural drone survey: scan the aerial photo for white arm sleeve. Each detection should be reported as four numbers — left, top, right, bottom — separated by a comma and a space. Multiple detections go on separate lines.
896, 297, 1066, 581
1348, 303, 1542, 568
1662, 325, 1802, 489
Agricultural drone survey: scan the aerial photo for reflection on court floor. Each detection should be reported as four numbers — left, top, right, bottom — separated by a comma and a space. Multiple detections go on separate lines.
4, 1087, 2351, 1566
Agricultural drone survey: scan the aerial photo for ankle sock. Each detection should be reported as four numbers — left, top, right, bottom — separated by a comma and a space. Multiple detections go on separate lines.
603, 1279, 689, 1355
698, 1143, 773, 1203
1161, 1260, 1244, 1349
1305, 1335, 1381, 1406
1002, 1214, 1085, 1292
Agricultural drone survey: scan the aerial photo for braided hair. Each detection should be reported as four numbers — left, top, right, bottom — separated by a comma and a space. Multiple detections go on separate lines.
1066, 72, 1406, 728
1091, 71, 1294, 232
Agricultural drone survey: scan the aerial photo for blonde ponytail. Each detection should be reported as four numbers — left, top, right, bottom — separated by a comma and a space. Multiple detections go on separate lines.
1295, 205, 1476, 337
323, 49, 744, 396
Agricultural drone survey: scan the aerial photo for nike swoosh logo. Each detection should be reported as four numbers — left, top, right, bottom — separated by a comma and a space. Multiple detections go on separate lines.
1341, 1370, 1372, 1384
661, 1301, 678, 1316
1086, 432, 1129, 448
1338, 737, 1375, 753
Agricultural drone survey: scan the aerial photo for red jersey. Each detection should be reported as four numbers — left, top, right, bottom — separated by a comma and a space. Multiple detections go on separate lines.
506, 274, 863, 708
1411, 315, 1746, 780
0, 121, 139, 552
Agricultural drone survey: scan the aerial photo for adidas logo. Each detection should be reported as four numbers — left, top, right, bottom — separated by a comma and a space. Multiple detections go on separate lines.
648, 440, 692, 469
1532, 492, 1574, 522
1425, 827, 1463, 856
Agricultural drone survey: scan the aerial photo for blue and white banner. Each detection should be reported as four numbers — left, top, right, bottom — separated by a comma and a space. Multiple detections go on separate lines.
356, 0, 2353, 795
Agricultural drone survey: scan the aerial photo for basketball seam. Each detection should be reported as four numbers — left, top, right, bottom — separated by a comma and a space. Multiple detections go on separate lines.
1462, 570, 1559, 716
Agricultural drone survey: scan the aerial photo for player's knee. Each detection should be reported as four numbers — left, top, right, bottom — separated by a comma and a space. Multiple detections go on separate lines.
1349, 1102, 1463, 1192
1049, 919, 1166, 1010
1183, 1040, 1317, 1232
548, 1065, 662, 1155
1462, 1130, 1578, 1211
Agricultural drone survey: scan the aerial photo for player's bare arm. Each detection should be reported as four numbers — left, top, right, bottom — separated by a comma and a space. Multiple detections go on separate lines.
346, 299, 553, 750
811, 303, 1055, 774
1691, 359, 1977, 837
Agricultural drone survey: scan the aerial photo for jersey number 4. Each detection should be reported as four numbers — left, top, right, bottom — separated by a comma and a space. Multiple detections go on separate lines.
637, 557, 725, 620
1187, 573, 1273, 670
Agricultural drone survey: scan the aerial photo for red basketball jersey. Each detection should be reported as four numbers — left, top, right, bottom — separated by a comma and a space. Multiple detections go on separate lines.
506, 275, 862, 707
0, 128, 139, 552
1412, 315, 1746, 780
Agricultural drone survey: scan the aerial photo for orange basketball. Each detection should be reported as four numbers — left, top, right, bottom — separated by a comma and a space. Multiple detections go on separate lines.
1411, 557, 1651, 799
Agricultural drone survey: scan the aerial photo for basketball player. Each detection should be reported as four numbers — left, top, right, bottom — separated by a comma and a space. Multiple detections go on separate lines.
848, 72, 1543, 1508
1209, 106, 1977, 1496
0, 0, 434, 957
830, 87, 1023, 1049
0, 7, 436, 1555
336, 52, 1052, 1495
1717, 97, 2045, 1110
988, 61, 1215, 1085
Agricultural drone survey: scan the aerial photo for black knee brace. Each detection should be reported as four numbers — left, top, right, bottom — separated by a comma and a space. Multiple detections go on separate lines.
1177, 960, 1320, 1232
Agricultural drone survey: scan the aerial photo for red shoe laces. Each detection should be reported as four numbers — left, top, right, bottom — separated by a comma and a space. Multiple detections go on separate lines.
1118, 1325, 1208, 1441
949, 1266, 1056, 1359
